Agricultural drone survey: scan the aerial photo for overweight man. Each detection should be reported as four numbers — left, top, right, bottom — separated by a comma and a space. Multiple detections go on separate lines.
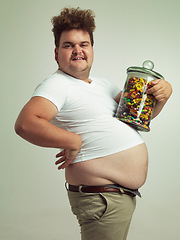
15, 7, 172, 240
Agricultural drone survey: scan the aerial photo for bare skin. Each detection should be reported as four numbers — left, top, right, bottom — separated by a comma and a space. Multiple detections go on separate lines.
65, 143, 148, 189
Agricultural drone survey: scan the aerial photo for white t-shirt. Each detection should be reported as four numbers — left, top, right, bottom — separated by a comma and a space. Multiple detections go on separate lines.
32, 70, 144, 163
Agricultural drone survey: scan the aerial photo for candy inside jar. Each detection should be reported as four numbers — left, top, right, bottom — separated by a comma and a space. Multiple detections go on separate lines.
115, 60, 164, 132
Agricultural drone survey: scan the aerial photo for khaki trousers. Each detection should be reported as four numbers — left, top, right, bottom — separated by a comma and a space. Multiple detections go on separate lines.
67, 190, 136, 240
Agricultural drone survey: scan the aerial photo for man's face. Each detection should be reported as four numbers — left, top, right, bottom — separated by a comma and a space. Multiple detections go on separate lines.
55, 29, 94, 82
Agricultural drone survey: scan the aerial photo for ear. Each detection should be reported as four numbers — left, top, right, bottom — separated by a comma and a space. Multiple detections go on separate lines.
54, 48, 58, 63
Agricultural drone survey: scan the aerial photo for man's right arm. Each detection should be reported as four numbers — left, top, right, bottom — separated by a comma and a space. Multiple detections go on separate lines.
15, 96, 82, 156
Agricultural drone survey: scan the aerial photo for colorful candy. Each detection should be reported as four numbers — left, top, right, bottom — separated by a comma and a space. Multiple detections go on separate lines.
115, 77, 156, 131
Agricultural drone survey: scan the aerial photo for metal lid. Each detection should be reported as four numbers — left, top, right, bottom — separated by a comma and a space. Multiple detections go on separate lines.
127, 60, 164, 79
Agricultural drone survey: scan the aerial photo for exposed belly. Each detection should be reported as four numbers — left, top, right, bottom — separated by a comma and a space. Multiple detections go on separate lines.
65, 143, 148, 189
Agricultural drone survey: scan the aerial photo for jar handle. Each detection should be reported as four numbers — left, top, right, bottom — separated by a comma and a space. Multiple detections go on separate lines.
142, 60, 154, 70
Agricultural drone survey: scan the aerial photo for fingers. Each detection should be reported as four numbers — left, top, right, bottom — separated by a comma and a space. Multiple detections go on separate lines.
146, 79, 161, 94
55, 155, 70, 170
57, 159, 72, 170
55, 150, 67, 169
55, 152, 68, 170
55, 155, 66, 165
148, 79, 160, 86
55, 148, 79, 170
147, 85, 163, 100
56, 149, 65, 158
146, 79, 172, 102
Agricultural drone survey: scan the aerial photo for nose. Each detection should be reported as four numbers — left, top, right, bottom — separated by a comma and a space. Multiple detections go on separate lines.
72, 44, 82, 55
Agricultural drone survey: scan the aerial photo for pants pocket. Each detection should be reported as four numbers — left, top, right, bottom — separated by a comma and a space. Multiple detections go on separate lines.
67, 191, 108, 225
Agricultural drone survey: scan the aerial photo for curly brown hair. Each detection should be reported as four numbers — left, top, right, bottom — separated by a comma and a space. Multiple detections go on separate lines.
51, 7, 96, 48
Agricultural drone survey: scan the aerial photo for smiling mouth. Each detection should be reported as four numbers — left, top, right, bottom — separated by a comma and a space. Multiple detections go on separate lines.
72, 57, 85, 61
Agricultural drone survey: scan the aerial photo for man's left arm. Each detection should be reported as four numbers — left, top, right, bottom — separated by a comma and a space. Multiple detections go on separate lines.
114, 91, 122, 104
147, 79, 172, 119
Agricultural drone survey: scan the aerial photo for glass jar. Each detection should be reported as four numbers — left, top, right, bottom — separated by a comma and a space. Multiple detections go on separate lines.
115, 60, 164, 132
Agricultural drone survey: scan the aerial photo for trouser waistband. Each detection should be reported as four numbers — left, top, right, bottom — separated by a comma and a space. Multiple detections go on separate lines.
66, 183, 141, 197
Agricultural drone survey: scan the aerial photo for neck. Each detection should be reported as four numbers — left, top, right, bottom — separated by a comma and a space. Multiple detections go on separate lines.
59, 68, 91, 83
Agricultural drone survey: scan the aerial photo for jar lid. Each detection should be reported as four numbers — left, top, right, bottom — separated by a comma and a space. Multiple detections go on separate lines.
127, 60, 164, 79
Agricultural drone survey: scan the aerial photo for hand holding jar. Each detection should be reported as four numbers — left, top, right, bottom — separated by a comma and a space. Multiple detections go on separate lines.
115, 60, 168, 132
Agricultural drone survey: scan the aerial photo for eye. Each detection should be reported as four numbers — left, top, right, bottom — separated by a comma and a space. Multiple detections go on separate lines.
81, 43, 89, 48
63, 44, 72, 49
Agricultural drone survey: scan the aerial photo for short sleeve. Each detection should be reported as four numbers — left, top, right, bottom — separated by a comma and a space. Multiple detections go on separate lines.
32, 74, 68, 112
